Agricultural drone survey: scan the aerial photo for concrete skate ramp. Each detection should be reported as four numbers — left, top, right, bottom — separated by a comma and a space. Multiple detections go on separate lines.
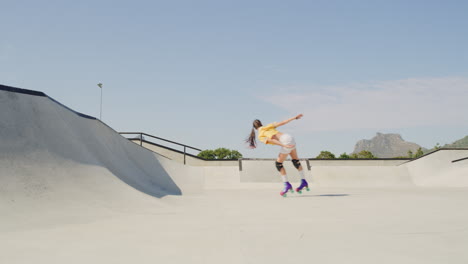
0, 85, 204, 200
405, 149, 468, 187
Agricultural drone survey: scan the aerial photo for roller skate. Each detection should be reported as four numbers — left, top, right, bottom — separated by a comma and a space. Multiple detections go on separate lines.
280, 182, 294, 197
295, 179, 310, 194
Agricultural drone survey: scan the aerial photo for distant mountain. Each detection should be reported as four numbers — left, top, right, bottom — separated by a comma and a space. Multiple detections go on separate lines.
353, 133, 424, 158
443, 135, 468, 148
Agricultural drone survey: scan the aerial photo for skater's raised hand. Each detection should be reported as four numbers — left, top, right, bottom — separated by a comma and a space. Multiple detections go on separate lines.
276, 114, 304, 127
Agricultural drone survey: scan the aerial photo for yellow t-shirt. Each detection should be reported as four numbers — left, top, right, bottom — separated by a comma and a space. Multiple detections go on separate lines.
258, 122, 279, 145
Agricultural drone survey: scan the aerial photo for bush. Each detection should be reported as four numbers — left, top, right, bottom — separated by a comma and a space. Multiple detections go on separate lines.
197, 149, 216, 160
414, 148, 424, 158
338, 152, 350, 159
197, 148, 243, 160
350, 150, 377, 159
316, 151, 336, 159
397, 148, 424, 159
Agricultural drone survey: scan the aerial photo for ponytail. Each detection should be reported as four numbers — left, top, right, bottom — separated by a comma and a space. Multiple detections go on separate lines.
246, 128, 257, 149
246, 119, 262, 149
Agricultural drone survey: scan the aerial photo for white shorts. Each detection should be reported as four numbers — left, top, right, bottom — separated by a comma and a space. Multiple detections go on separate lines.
279, 134, 296, 154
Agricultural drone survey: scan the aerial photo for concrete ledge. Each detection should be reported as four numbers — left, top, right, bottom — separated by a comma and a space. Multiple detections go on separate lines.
310, 159, 409, 166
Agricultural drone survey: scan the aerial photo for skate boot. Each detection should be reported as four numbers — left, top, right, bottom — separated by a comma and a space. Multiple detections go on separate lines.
280, 182, 294, 197
295, 179, 310, 194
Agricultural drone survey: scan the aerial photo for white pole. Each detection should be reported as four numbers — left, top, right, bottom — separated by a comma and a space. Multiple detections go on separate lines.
97, 83, 103, 120
100, 86, 102, 120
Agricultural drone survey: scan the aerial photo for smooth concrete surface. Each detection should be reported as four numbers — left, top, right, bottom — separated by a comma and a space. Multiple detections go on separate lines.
2, 187, 468, 264
203, 166, 240, 189
2, 86, 468, 263
310, 159, 409, 166
311, 164, 413, 187
405, 149, 468, 187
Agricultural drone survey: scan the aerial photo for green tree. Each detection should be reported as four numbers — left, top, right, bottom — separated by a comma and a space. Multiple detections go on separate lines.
316, 151, 336, 159
358, 150, 376, 159
197, 148, 243, 160
227, 150, 243, 159
338, 152, 350, 159
350, 150, 377, 159
213, 148, 231, 159
197, 149, 216, 160
414, 147, 424, 158
407, 150, 413, 159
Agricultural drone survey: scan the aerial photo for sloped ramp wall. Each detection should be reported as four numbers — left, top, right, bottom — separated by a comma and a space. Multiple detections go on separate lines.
404, 149, 468, 187
0, 85, 203, 202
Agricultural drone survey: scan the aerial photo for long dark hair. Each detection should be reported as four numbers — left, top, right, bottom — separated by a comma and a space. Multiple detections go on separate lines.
246, 119, 262, 149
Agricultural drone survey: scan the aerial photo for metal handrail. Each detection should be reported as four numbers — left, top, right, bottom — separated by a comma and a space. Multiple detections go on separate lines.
119, 132, 202, 165
452, 156, 468, 163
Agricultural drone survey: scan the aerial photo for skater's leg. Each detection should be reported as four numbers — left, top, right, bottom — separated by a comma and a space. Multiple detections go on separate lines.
277, 153, 293, 196
276, 153, 289, 182
290, 148, 309, 193
276, 153, 288, 175
289, 148, 303, 171
290, 149, 305, 179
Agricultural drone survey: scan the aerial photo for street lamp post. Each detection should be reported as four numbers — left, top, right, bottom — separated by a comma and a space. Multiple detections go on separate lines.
97, 83, 103, 120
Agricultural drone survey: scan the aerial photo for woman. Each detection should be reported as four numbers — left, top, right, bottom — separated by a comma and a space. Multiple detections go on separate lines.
246, 114, 309, 197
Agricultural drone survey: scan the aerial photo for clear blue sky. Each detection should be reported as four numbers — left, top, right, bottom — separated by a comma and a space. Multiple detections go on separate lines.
2, 0, 468, 158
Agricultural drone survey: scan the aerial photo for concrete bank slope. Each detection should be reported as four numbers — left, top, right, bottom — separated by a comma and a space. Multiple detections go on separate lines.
0, 85, 204, 204
406, 149, 468, 187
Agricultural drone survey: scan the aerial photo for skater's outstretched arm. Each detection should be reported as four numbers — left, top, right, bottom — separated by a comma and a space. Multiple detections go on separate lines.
275, 114, 303, 128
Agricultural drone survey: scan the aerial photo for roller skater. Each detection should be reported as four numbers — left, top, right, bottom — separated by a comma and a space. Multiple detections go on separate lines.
246, 114, 309, 197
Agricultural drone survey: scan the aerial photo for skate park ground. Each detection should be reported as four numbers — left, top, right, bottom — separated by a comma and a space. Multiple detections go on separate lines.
2, 186, 468, 264
1, 85, 468, 264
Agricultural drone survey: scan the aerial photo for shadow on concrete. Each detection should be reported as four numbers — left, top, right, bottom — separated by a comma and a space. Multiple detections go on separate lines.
290, 194, 350, 198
